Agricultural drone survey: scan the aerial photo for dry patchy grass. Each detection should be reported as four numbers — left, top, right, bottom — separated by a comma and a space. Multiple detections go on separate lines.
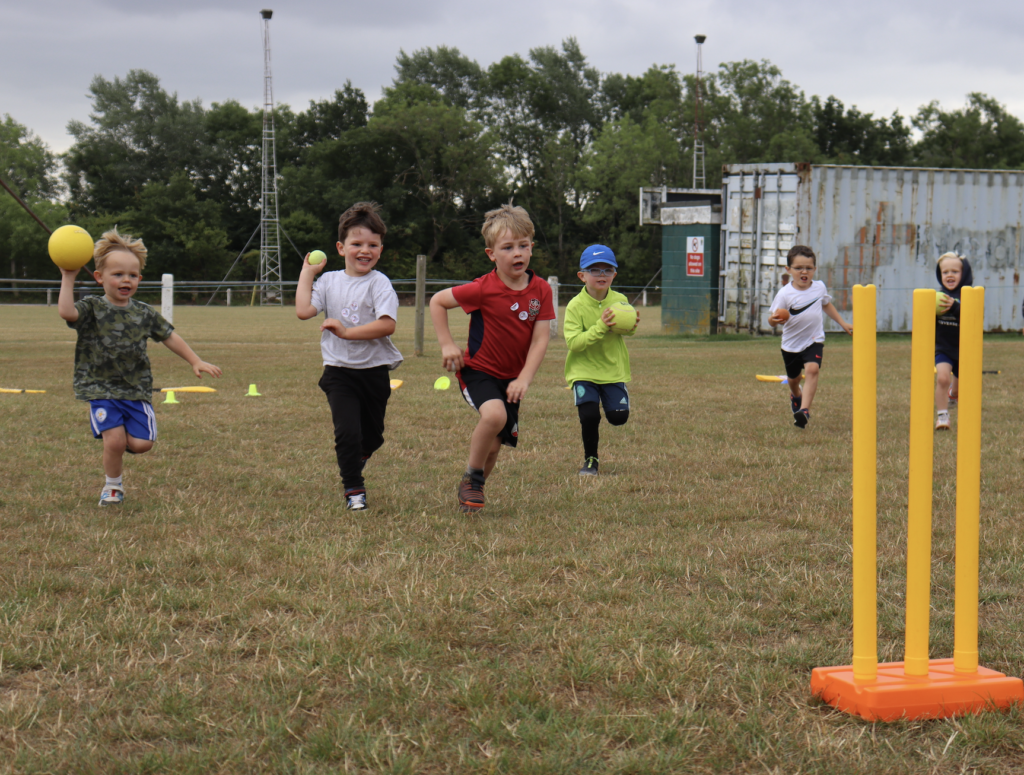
2, 305, 1024, 773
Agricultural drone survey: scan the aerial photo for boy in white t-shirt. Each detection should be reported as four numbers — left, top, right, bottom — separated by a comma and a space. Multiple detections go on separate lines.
768, 245, 852, 428
295, 202, 404, 510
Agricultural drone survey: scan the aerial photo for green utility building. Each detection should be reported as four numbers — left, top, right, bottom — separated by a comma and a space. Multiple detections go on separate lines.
640, 189, 722, 334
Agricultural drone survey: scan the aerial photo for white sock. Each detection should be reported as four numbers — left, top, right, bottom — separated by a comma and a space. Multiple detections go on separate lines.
105, 475, 123, 489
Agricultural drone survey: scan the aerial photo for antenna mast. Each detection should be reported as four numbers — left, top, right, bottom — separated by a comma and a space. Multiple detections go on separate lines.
693, 34, 707, 189
259, 9, 282, 305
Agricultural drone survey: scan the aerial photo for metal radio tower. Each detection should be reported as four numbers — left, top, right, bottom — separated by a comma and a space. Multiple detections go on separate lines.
259, 9, 282, 304
692, 34, 707, 190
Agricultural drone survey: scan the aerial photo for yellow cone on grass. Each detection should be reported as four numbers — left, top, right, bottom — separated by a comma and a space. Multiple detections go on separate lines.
434, 376, 450, 390
162, 390, 180, 404
246, 384, 262, 397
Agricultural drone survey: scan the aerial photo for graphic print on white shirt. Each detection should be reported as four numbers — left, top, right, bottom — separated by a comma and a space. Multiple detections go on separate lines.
769, 280, 833, 353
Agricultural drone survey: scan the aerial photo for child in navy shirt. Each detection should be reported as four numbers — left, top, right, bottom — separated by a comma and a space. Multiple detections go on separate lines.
934, 252, 973, 431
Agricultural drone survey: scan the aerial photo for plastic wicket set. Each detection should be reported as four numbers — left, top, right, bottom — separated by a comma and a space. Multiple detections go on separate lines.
811, 284, 1024, 721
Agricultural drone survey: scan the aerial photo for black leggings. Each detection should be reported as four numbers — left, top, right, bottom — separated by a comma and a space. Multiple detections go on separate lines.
578, 402, 629, 459
319, 365, 391, 491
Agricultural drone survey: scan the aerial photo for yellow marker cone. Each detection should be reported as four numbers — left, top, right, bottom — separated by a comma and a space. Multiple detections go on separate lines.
389, 379, 403, 390
162, 390, 180, 404
246, 384, 262, 397
434, 376, 450, 390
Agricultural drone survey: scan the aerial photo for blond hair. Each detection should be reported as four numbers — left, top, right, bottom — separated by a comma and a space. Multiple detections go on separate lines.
937, 251, 963, 268
94, 227, 147, 272
481, 204, 534, 248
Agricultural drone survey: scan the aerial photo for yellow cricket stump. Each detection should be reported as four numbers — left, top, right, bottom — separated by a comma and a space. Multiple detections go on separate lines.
810, 285, 1024, 721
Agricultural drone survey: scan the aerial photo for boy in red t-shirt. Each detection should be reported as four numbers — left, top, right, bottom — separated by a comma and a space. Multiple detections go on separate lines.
430, 204, 555, 513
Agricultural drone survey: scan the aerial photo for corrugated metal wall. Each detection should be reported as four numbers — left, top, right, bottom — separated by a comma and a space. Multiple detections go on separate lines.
721, 163, 1024, 333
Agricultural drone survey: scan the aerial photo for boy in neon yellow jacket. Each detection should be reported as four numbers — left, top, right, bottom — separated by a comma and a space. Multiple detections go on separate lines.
564, 245, 638, 476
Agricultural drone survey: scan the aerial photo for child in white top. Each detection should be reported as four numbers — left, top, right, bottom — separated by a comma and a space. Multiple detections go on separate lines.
295, 202, 403, 511
768, 245, 852, 428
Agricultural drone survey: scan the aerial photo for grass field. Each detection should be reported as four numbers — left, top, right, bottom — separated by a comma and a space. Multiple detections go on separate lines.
3, 304, 1024, 774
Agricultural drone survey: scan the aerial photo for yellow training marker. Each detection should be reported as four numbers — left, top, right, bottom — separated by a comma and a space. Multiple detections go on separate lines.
390, 379, 403, 390
158, 386, 217, 393
0, 388, 46, 394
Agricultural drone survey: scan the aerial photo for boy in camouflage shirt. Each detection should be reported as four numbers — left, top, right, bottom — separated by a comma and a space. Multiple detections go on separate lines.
58, 228, 221, 505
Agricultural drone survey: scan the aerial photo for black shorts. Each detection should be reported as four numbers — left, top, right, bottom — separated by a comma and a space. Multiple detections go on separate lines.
935, 352, 959, 378
457, 367, 520, 448
781, 343, 824, 379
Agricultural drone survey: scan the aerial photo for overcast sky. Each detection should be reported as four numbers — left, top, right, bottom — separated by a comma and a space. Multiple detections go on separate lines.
3, 0, 1023, 154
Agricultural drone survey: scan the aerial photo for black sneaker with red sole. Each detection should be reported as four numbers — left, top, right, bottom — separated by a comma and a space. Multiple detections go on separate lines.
458, 475, 485, 513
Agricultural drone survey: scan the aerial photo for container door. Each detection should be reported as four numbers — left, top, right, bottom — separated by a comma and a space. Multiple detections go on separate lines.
721, 170, 800, 333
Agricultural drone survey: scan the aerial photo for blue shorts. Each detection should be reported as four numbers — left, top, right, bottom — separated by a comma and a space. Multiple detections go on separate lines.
88, 399, 157, 442
936, 352, 959, 378
572, 381, 630, 412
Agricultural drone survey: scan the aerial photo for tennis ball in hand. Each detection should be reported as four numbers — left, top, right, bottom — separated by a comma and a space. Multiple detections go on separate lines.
308, 250, 326, 265
936, 292, 950, 314
607, 301, 638, 333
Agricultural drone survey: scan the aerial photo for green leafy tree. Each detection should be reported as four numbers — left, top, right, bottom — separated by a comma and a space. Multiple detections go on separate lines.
366, 82, 499, 274
64, 70, 207, 216
811, 96, 911, 165
119, 172, 231, 281
482, 39, 604, 275
710, 59, 818, 166
0, 116, 66, 284
912, 93, 1024, 169
577, 115, 682, 284
394, 47, 485, 112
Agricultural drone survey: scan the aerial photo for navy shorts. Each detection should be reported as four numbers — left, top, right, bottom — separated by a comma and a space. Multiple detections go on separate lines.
936, 352, 959, 378
572, 381, 630, 412
781, 343, 824, 380
457, 367, 520, 448
88, 399, 157, 441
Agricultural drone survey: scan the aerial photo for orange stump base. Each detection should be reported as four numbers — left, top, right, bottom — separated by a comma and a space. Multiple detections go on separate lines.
811, 659, 1024, 721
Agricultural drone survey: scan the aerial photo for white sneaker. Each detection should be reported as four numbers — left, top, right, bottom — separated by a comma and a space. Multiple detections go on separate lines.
99, 486, 124, 506
345, 492, 367, 510
936, 411, 951, 431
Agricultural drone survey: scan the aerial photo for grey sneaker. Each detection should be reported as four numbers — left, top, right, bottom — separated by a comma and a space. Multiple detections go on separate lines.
345, 492, 367, 510
579, 457, 599, 476
936, 411, 951, 431
99, 486, 124, 506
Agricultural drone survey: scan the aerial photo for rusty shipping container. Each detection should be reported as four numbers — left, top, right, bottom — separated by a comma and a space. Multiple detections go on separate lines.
720, 163, 1024, 333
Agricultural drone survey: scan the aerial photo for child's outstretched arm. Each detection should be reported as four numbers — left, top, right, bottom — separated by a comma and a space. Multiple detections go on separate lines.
58, 267, 81, 322
823, 302, 853, 334
429, 288, 464, 372
507, 323, 550, 403
296, 253, 327, 320
161, 333, 223, 379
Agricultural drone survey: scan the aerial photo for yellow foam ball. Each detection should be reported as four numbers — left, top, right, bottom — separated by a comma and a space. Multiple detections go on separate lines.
48, 225, 95, 271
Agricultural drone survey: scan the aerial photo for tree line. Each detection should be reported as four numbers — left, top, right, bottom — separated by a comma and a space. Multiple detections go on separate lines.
4, 40, 1024, 288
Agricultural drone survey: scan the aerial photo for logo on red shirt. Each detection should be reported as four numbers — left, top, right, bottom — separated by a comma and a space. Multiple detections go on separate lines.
528, 298, 541, 320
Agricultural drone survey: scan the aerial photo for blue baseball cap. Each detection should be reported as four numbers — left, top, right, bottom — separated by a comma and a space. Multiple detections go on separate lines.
580, 244, 617, 269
